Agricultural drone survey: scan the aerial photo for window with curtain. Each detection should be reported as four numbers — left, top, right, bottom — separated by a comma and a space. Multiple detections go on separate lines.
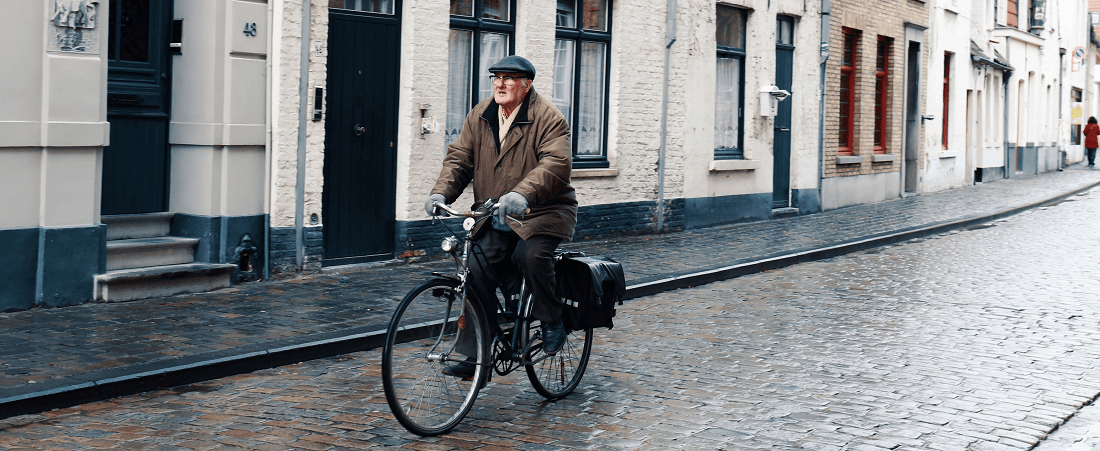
715, 5, 747, 159
553, 0, 612, 168
1072, 88, 1083, 145
874, 36, 891, 154
839, 28, 858, 156
446, 0, 516, 148
943, 52, 951, 150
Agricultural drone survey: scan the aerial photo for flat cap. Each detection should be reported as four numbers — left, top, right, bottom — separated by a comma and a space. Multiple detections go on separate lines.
488, 55, 536, 80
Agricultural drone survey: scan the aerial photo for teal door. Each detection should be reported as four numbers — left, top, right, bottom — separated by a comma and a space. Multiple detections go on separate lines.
102, 0, 173, 215
772, 17, 794, 208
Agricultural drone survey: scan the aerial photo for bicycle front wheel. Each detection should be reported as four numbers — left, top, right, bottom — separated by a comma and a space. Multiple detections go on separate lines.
525, 326, 593, 399
381, 278, 489, 436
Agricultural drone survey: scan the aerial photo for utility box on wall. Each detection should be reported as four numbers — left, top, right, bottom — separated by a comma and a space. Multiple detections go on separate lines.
759, 85, 791, 116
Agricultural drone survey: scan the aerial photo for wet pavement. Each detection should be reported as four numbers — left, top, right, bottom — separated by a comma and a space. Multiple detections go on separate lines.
4, 168, 1100, 449
3, 166, 1100, 421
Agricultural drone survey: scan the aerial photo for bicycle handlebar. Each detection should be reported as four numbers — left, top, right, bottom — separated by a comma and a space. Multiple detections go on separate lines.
432, 201, 495, 218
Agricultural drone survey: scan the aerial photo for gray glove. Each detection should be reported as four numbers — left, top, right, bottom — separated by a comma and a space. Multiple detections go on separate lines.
497, 192, 528, 225
425, 193, 446, 216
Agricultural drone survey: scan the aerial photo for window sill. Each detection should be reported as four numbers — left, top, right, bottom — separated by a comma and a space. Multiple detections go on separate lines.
939, 151, 960, 159
871, 154, 896, 163
709, 159, 760, 172
573, 168, 620, 178
836, 155, 864, 165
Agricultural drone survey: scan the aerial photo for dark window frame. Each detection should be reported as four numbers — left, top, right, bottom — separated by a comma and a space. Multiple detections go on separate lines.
555, 0, 614, 169
450, 0, 519, 112
715, 4, 748, 160
839, 28, 858, 156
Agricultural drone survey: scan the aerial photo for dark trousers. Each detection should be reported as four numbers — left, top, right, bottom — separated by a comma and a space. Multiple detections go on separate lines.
454, 229, 562, 357
1088, 148, 1097, 165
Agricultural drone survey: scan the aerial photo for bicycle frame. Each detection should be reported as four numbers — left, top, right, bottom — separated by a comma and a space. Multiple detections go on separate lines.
431, 201, 551, 377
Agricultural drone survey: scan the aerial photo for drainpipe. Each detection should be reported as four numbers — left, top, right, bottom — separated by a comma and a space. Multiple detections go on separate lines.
1004, 37, 1011, 176
657, 0, 677, 232
263, 0, 274, 280
295, 0, 311, 270
818, 0, 831, 207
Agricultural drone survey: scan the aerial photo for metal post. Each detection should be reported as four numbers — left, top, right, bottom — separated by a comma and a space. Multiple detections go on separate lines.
295, 0, 312, 270
657, 0, 677, 232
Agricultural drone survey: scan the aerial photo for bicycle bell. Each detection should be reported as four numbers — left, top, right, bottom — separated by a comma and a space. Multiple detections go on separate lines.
463, 217, 476, 231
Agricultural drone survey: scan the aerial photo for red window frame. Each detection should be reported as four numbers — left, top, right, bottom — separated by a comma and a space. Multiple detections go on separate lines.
942, 52, 951, 150
839, 29, 857, 156
873, 37, 890, 154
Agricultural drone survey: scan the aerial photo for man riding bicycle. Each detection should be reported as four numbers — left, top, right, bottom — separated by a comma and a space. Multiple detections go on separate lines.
425, 55, 577, 378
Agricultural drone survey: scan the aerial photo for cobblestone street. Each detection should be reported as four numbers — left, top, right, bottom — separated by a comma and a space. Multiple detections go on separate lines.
4, 185, 1100, 450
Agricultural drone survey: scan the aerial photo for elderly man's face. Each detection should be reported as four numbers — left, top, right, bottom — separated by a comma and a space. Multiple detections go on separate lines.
492, 72, 531, 110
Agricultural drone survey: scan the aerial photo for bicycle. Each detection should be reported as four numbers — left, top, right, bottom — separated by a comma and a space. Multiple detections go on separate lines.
381, 199, 595, 436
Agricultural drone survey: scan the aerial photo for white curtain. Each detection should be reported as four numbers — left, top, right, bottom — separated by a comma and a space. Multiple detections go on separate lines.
446, 30, 473, 149
477, 33, 508, 102
715, 57, 741, 151
552, 39, 575, 132
576, 42, 606, 156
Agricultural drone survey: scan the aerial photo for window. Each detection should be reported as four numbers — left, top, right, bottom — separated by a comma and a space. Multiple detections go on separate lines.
1006, 0, 1018, 28
874, 37, 891, 154
715, 5, 747, 159
1072, 88, 1083, 145
446, 0, 516, 147
554, 0, 612, 168
839, 28, 858, 156
943, 52, 951, 149
329, 0, 394, 13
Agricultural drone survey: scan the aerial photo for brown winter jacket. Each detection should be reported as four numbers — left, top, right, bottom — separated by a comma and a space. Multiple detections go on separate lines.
431, 88, 578, 241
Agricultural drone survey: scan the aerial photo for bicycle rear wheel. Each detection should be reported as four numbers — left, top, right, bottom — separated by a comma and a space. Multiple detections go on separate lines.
525, 326, 593, 399
382, 278, 489, 436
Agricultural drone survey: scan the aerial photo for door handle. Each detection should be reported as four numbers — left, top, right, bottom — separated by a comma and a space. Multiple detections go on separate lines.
354, 124, 366, 136
775, 126, 790, 132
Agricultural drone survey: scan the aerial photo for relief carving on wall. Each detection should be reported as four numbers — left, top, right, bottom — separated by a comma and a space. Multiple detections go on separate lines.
48, 0, 100, 54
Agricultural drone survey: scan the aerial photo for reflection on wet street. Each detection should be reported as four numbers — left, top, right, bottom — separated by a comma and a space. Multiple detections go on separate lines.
5, 188, 1100, 449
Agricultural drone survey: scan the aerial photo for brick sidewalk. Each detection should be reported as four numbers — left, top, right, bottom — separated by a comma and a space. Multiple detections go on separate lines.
4, 166, 1100, 417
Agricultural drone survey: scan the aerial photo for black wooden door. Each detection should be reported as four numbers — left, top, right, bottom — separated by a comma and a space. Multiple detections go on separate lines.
102, 0, 173, 215
772, 44, 794, 208
322, 9, 401, 265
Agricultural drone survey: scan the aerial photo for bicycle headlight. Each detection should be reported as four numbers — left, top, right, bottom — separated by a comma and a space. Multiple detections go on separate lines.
440, 236, 460, 253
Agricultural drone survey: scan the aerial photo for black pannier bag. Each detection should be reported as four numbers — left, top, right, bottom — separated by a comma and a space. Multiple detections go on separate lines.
555, 253, 625, 331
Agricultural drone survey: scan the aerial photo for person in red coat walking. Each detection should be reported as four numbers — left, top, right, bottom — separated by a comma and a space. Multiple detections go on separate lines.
1084, 116, 1100, 167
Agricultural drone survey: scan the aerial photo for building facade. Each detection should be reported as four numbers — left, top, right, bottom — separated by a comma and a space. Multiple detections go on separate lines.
1, 1, 269, 311
822, 0, 929, 209
266, 0, 825, 274
4, 0, 1097, 312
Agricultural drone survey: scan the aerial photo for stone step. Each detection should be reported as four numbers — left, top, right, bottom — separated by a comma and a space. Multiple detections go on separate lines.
102, 212, 175, 240
94, 263, 237, 302
771, 207, 799, 219
106, 236, 199, 271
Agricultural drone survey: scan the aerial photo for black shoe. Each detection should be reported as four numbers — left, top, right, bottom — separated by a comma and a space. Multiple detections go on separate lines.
542, 321, 566, 355
442, 358, 476, 379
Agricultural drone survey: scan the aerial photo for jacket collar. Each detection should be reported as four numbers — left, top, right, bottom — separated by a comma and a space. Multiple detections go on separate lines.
480, 88, 537, 132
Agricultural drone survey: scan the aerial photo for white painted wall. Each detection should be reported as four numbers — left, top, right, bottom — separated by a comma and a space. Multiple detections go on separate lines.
923, 3, 971, 192
0, 1, 109, 229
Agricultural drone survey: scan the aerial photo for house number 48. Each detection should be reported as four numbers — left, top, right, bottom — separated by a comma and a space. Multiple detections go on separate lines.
243, 22, 257, 36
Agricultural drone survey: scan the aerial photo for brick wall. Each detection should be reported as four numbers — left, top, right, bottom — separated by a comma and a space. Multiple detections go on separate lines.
824, 2, 927, 179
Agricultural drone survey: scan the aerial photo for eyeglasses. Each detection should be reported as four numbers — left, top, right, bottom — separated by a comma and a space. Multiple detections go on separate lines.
489, 75, 526, 84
